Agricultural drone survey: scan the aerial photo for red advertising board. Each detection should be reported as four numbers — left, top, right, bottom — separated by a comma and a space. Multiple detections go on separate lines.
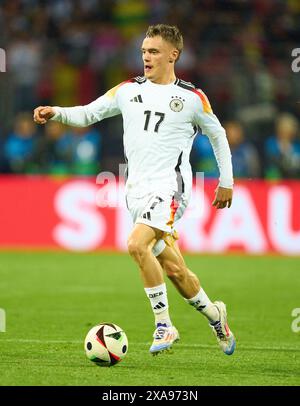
0, 176, 299, 255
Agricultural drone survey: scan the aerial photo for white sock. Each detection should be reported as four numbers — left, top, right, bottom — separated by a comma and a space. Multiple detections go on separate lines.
144, 283, 172, 327
185, 288, 219, 323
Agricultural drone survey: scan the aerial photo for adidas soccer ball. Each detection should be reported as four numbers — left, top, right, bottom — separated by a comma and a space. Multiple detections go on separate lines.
84, 323, 128, 367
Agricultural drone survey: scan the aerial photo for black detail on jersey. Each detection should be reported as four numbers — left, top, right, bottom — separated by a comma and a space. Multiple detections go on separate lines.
154, 112, 165, 132
170, 98, 184, 112
142, 211, 151, 221
144, 110, 165, 132
150, 196, 163, 210
144, 110, 151, 131
192, 125, 199, 136
130, 94, 143, 103
142, 196, 163, 221
132, 76, 147, 84
171, 95, 185, 101
175, 78, 196, 91
125, 195, 129, 211
123, 150, 128, 181
174, 151, 185, 199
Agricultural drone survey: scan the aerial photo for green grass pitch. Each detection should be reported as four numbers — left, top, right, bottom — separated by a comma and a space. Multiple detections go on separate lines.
0, 251, 299, 386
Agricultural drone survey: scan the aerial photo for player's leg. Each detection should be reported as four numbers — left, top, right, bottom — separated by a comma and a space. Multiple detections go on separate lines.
156, 239, 219, 322
127, 223, 179, 354
156, 239, 236, 355
127, 223, 164, 288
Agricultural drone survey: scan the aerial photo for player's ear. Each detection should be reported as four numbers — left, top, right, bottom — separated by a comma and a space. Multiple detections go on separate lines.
169, 49, 179, 63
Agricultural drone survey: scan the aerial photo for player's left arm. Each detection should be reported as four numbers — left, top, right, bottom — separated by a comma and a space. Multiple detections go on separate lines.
193, 89, 233, 209
212, 185, 232, 209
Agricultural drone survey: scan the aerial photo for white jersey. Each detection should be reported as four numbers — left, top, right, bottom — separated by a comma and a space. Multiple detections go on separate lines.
51, 76, 233, 198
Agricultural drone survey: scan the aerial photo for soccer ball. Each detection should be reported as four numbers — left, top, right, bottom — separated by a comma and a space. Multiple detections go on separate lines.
84, 323, 128, 367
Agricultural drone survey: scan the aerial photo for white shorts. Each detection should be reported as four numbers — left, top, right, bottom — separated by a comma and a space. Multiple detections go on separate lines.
126, 191, 188, 256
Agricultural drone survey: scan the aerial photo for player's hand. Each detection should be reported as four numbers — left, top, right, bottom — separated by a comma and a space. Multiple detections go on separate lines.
212, 186, 233, 209
33, 106, 55, 124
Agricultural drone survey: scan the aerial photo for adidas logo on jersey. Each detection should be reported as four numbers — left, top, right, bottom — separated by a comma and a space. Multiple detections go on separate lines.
142, 211, 151, 220
130, 95, 143, 103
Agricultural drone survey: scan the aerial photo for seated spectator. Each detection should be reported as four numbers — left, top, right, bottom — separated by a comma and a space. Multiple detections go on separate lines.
56, 126, 101, 175
35, 121, 70, 174
191, 131, 219, 178
265, 113, 300, 179
192, 120, 260, 180
225, 121, 261, 179
4, 112, 38, 173
0, 128, 8, 173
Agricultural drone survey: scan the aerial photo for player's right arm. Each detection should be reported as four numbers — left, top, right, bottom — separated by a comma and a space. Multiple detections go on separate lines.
33, 83, 123, 126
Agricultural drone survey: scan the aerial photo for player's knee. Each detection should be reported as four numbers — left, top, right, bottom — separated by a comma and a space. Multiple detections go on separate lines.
127, 239, 147, 261
127, 239, 139, 258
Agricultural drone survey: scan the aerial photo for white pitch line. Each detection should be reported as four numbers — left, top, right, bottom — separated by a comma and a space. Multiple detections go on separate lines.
0, 339, 82, 344
0, 338, 299, 352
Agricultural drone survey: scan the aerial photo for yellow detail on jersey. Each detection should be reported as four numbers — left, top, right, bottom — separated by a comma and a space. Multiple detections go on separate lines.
105, 79, 132, 99
106, 84, 122, 99
194, 88, 213, 114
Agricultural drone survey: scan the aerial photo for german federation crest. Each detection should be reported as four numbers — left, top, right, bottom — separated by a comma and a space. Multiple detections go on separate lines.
169, 97, 184, 112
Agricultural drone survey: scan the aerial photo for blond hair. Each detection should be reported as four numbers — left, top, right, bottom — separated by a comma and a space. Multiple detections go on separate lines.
146, 24, 183, 61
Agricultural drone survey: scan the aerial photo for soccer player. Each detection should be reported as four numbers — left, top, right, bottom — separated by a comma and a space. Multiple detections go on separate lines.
33, 24, 235, 356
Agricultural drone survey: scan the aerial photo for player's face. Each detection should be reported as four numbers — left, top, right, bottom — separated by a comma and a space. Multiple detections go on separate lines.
141, 36, 178, 82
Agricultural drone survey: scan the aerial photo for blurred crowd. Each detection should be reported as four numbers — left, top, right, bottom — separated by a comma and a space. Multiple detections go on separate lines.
0, 0, 300, 179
